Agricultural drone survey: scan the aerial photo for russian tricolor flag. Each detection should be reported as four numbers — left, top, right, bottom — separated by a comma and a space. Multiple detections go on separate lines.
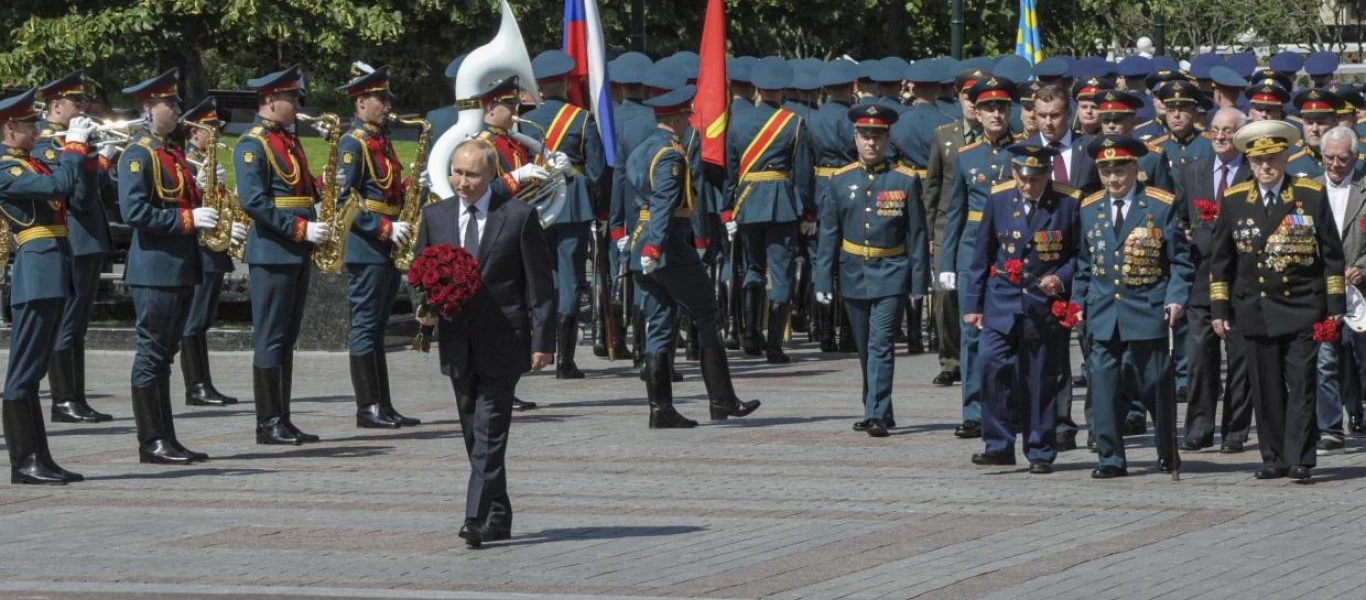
563, 0, 617, 166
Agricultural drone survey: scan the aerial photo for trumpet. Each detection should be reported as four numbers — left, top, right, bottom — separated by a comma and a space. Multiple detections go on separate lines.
39, 116, 147, 141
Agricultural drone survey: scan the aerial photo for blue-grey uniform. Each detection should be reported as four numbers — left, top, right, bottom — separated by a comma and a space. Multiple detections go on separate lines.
1073, 135, 1192, 475
1154, 81, 1216, 173
815, 106, 930, 434
628, 84, 760, 429
234, 65, 322, 446
1286, 145, 1325, 179
807, 60, 861, 351
0, 89, 92, 484
118, 69, 212, 464
34, 70, 115, 424
891, 61, 954, 170
963, 145, 1081, 469
179, 97, 240, 408
1093, 90, 1175, 192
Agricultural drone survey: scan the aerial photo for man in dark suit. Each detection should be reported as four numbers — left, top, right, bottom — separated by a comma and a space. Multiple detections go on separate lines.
414, 139, 555, 549
1177, 107, 1254, 453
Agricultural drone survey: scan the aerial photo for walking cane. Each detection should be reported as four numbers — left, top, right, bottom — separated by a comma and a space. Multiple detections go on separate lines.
1168, 314, 1182, 482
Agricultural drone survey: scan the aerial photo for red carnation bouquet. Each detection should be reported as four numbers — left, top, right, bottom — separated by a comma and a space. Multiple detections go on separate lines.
1051, 300, 1083, 329
1359, 216, 1366, 232
1003, 258, 1023, 284
1313, 317, 1340, 343
407, 243, 482, 352
1194, 199, 1219, 223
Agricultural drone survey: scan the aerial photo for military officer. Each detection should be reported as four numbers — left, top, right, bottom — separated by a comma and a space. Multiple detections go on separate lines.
234, 65, 333, 445
1095, 90, 1174, 192
1287, 89, 1340, 180
35, 70, 114, 424
963, 144, 1082, 474
1074, 135, 1192, 477
808, 59, 862, 352
628, 82, 760, 428
1210, 120, 1346, 483
0, 89, 96, 484
1072, 76, 1112, 137
118, 69, 217, 464
1018, 81, 1041, 140
1153, 81, 1215, 173
1133, 69, 1188, 143
814, 105, 930, 437
722, 56, 815, 363
939, 76, 1019, 440
1245, 81, 1291, 122
180, 97, 246, 408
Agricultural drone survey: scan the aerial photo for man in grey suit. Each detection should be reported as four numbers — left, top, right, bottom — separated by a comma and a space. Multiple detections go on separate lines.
414, 140, 555, 549
1314, 126, 1366, 453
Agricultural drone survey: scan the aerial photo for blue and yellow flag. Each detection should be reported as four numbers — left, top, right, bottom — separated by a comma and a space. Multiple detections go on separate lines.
1015, 0, 1043, 64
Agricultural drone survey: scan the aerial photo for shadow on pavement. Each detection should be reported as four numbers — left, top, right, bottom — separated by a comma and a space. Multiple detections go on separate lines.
86, 467, 271, 481
219, 445, 395, 460
706, 415, 854, 427
47, 425, 136, 437
492, 525, 705, 547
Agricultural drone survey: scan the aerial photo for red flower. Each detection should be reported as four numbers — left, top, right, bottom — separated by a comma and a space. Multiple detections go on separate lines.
1051, 300, 1067, 318
1314, 318, 1340, 343
1194, 199, 1219, 223
407, 243, 483, 320
1360, 216, 1366, 232
1052, 300, 1082, 329
1003, 258, 1023, 285
989, 265, 998, 278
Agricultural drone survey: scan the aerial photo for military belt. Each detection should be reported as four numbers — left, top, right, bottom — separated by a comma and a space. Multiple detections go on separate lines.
741, 170, 790, 183
637, 208, 693, 221
16, 225, 68, 246
814, 166, 840, 178
273, 196, 314, 209
841, 239, 906, 259
364, 199, 400, 216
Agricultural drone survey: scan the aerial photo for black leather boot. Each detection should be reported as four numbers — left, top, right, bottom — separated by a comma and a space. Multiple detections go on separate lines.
182, 334, 238, 406
132, 384, 195, 464
353, 353, 400, 429
158, 373, 208, 462
280, 358, 319, 443
253, 367, 300, 445
646, 353, 696, 429
376, 347, 420, 426
742, 288, 763, 356
608, 303, 630, 358
685, 323, 701, 361
5, 398, 68, 485
556, 315, 585, 379
49, 347, 110, 423
27, 396, 82, 482
701, 347, 761, 420
631, 308, 646, 368
765, 302, 791, 364
838, 310, 856, 353
720, 284, 741, 350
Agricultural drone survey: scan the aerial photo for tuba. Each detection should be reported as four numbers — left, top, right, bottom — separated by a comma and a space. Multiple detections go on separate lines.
183, 120, 234, 252
388, 113, 436, 271
426, 0, 540, 202
299, 112, 361, 274
508, 117, 568, 228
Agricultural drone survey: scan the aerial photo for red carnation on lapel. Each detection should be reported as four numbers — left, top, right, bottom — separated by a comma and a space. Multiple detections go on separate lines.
1003, 258, 1023, 285
1359, 215, 1366, 232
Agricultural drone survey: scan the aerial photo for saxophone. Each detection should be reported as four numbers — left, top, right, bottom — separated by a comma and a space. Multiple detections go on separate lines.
298, 112, 360, 274
387, 113, 435, 272
184, 121, 233, 252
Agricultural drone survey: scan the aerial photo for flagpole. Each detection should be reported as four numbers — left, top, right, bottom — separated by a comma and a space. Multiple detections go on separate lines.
951, 0, 963, 59
630, 0, 646, 52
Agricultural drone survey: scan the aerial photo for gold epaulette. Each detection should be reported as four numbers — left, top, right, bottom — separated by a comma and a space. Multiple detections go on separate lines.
1012, 132, 1028, 142
1294, 177, 1324, 192
347, 128, 369, 142
1288, 148, 1310, 161
1134, 119, 1154, 130
1226, 180, 1255, 195
1146, 187, 1175, 204
247, 126, 265, 137
1289, 115, 1304, 124
959, 140, 983, 153
833, 162, 861, 176
1052, 182, 1082, 199
1147, 134, 1170, 146
894, 164, 925, 178
1145, 139, 1167, 153
934, 121, 957, 132
1081, 189, 1106, 208
476, 130, 495, 141
991, 180, 1015, 195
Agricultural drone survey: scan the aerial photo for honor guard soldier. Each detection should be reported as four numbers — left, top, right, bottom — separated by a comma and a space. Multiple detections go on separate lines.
1211, 120, 1347, 483
1074, 135, 1192, 477
234, 65, 333, 445
1095, 90, 1174, 191
1153, 80, 1215, 173
1288, 89, 1341, 179
602, 53, 651, 359
36, 70, 114, 424
893, 61, 954, 170
523, 50, 607, 379
722, 56, 816, 363
335, 65, 421, 429
628, 83, 760, 428
963, 144, 1082, 474
180, 97, 246, 408
0, 90, 96, 484
807, 59, 862, 352
939, 76, 1019, 439
118, 69, 215, 464
814, 105, 930, 437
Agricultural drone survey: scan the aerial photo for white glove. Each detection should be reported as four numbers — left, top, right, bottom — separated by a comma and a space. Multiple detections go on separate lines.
65, 116, 96, 145
194, 168, 209, 192
229, 222, 248, 243
938, 272, 957, 291
305, 221, 332, 244
335, 170, 348, 188
815, 291, 833, 305
215, 164, 226, 182
191, 207, 220, 230
418, 170, 432, 190
800, 220, 817, 236
391, 221, 412, 245
97, 142, 121, 162
616, 237, 628, 253
724, 220, 738, 236
548, 152, 571, 171
510, 164, 550, 184
641, 255, 658, 275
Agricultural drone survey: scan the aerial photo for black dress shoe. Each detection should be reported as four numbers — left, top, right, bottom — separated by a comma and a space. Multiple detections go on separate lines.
1157, 457, 1177, 473
1289, 466, 1312, 484
139, 439, 196, 465
458, 520, 483, 549
282, 421, 320, 444
382, 406, 421, 427
356, 404, 401, 429
1086, 431, 1097, 452
1179, 439, 1209, 452
1091, 466, 1128, 479
1056, 431, 1078, 452
1029, 462, 1053, 474
1255, 467, 1288, 480
932, 371, 956, 386
1220, 442, 1245, 454
51, 400, 111, 424
971, 452, 1017, 466
954, 420, 982, 438
511, 397, 538, 411
852, 420, 868, 432
765, 349, 790, 364
648, 407, 698, 429
1072, 373, 1088, 388
256, 420, 303, 446
1124, 418, 1147, 435
866, 420, 889, 438
1175, 386, 1188, 403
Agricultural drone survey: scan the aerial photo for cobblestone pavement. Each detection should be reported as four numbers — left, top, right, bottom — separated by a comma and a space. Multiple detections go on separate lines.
2, 339, 1366, 600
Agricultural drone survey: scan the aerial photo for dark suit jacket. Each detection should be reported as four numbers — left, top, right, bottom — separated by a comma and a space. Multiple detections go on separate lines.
1026, 132, 1101, 195
1176, 154, 1251, 306
414, 191, 555, 379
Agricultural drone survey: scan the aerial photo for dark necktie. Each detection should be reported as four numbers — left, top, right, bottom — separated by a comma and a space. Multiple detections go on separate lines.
1263, 190, 1276, 218
1216, 164, 1229, 201
463, 203, 480, 256
1049, 141, 1068, 184
1113, 198, 1126, 237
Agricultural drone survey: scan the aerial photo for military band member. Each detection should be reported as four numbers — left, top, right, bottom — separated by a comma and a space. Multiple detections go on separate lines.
814, 105, 930, 437
118, 70, 214, 464
1074, 135, 1192, 478
629, 82, 760, 428
180, 97, 244, 408
36, 70, 114, 424
963, 144, 1081, 474
0, 90, 95, 484
234, 65, 333, 445
807, 60, 861, 353
333, 66, 420, 429
1210, 120, 1346, 483
723, 56, 816, 363
939, 76, 1019, 440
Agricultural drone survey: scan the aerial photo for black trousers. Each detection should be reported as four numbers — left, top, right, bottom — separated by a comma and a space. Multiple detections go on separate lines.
1245, 330, 1319, 470
1183, 304, 1253, 445
451, 370, 517, 527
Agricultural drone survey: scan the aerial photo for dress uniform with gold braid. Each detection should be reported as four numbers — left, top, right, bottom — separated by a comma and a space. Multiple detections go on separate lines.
0, 89, 94, 485
118, 69, 211, 465
35, 70, 115, 424
1153, 81, 1215, 173
335, 66, 421, 430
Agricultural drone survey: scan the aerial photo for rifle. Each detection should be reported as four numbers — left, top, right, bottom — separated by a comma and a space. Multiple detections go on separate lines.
1166, 320, 1182, 481
728, 231, 743, 345
592, 221, 618, 360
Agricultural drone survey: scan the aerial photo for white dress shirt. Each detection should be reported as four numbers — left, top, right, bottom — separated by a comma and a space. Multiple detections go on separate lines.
1257, 178, 1286, 207
1111, 185, 1137, 224
1212, 154, 1242, 198
1326, 172, 1352, 236
458, 187, 492, 247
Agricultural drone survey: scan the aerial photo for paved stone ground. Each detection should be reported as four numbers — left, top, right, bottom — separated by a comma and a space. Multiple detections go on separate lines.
2, 337, 1366, 600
